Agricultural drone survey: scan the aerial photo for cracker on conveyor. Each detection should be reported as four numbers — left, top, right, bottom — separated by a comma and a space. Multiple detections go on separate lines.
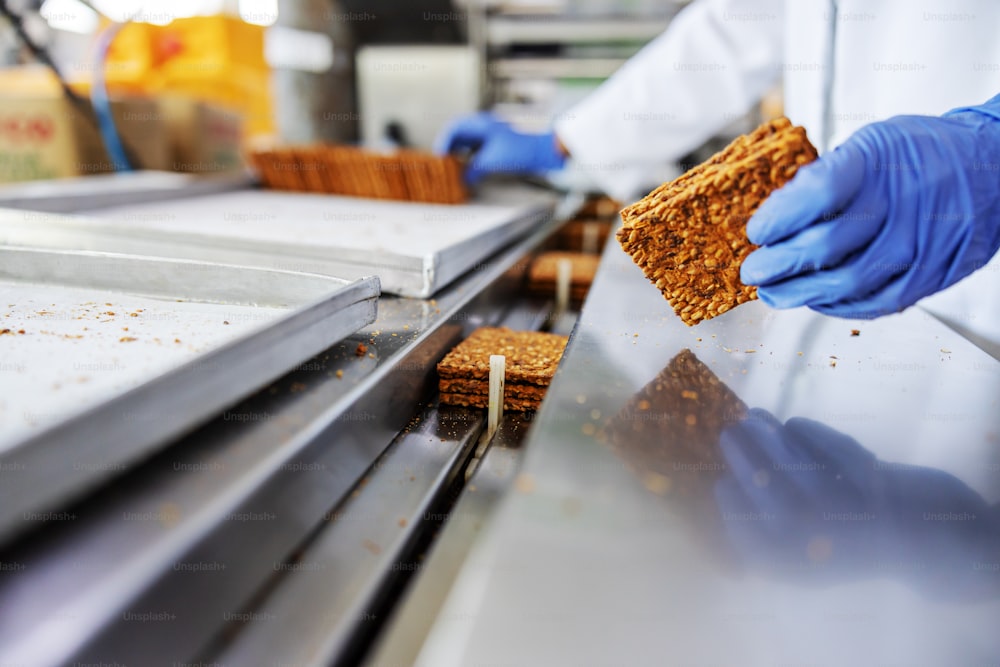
436, 327, 568, 385
603, 348, 747, 499
617, 118, 818, 326
528, 252, 600, 288
439, 378, 550, 401
440, 392, 543, 412
550, 219, 613, 253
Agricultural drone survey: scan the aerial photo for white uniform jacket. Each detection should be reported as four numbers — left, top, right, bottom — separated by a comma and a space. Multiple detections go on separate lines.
556, 0, 1000, 356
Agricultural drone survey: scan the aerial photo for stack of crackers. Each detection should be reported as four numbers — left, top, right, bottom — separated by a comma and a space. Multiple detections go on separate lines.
437, 327, 568, 412
617, 117, 818, 325
249, 145, 467, 205
577, 195, 621, 220
549, 219, 613, 254
527, 251, 600, 305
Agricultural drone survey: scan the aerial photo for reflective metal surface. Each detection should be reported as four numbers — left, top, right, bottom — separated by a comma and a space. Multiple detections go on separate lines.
0, 206, 560, 667
52, 185, 555, 297
0, 171, 251, 213
409, 239, 1000, 666
0, 247, 378, 544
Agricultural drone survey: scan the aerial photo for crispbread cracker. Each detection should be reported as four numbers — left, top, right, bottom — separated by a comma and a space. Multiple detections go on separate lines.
249, 144, 467, 204
618, 118, 818, 325
528, 252, 600, 287
440, 392, 543, 412
436, 327, 568, 385
437, 327, 568, 411
439, 378, 550, 400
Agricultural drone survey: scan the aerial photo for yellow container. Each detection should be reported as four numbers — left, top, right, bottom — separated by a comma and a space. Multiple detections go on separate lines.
157, 16, 267, 75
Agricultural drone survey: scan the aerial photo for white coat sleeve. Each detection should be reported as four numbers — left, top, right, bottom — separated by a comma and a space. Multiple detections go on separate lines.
554, 0, 786, 201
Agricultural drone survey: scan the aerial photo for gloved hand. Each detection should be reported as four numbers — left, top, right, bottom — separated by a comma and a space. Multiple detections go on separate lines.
435, 112, 566, 184
741, 94, 1000, 319
715, 408, 1000, 600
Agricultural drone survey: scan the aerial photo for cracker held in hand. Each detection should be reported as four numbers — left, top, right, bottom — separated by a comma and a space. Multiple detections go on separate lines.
437, 327, 568, 411
618, 118, 818, 325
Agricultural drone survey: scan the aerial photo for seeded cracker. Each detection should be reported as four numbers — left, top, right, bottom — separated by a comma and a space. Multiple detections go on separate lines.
527, 252, 601, 303
249, 145, 467, 204
618, 118, 818, 325
437, 327, 568, 411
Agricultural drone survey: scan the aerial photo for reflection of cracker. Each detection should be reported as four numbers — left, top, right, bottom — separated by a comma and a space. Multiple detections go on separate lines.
618, 118, 818, 325
605, 349, 747, 498
436, 327, 568, 384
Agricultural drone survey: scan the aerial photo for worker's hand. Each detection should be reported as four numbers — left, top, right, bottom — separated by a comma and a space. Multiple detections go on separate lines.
741, 95, 1000, 319
715, 408, 1000, 600
435, 112, 566, 184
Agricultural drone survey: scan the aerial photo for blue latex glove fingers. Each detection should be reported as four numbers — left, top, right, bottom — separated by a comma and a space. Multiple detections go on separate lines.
808, 272, 915, 319
746, 142, 866, 246
434, 112, 496, 155
755, 225, 916, 312
435, 112, 565, 184
746, 101, 1000, 316
743, 187, 888, 286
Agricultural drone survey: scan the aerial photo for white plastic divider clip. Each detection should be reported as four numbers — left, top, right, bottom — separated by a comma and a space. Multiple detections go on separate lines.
554, 258, 572, 320
582, 221, 600, 255
487, 354, 505, 441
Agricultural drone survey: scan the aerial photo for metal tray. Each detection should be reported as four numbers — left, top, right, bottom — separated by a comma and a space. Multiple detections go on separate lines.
0, 170, 251, 213
0, 186, 556, 298
0, 247, 379, 541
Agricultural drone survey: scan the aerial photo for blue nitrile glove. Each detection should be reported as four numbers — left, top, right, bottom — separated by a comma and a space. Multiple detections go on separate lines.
741, 94, 1000, 319
435, 112, 566, 184
714, 408, 1000, 600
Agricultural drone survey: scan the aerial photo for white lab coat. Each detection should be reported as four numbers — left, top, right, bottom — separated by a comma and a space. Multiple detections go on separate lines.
556, 0, 1000, 357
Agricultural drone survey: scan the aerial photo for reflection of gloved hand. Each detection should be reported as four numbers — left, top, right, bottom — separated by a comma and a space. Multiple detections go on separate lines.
741, 94, 1000, 319
715, 408, 1000, 600
435, 112, 566, 184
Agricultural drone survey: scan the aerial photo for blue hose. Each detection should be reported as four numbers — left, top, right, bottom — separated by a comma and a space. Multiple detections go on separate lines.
90, 22, 132, 172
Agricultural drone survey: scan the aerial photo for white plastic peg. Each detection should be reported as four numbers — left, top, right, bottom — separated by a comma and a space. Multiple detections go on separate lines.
487, 354, 505, 440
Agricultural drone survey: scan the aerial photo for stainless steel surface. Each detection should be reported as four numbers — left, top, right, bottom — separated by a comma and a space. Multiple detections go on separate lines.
406, 240, 1000, 666
485, 15, 674, 45
364, 419, 527, 667
0, 212, 562, 667
0, 186, 557, 298
0, 171, 251, 213
0, 246, 378, 544
490, 57, 629, 80
210, 402, 485, 667
205, 301, 552, 667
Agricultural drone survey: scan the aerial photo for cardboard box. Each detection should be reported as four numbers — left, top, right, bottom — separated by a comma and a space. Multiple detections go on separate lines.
160, 96, 245, 174
0, 95, 170, 183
